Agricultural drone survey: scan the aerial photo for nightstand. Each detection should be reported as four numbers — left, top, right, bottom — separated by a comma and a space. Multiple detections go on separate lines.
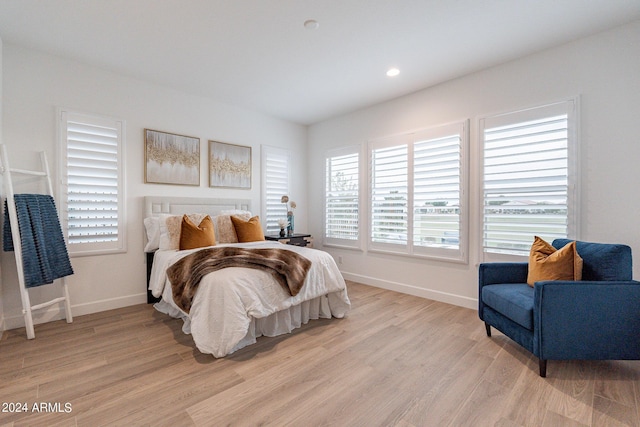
265, 233, 313, 248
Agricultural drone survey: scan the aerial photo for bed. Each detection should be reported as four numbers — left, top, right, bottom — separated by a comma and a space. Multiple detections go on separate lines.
143, 196, 351, 357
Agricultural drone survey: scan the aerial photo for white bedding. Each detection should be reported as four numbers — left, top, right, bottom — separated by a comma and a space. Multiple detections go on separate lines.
149, 241, 351, 357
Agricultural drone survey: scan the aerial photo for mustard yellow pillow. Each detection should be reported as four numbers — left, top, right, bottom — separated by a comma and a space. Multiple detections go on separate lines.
231, 215, 265, 243
179, 215, 216, 250
160, 213, 208, 250
527, 236, 583, 286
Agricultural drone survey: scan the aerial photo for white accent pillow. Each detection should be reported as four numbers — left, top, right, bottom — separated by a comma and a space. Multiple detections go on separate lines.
143, 215, 168, 252
220, 209, 252, 217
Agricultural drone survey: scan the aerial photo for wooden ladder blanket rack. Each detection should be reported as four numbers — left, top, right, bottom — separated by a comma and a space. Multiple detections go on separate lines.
0, 144, 73, 339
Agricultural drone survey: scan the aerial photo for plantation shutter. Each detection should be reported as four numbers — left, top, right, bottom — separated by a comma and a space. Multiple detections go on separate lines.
413, 132, 462, 250
325, 148, 359, 245
481, 100, 577, 255
370, 142, 408, 246
60, 110, 125, 255
261, 146, 290, 234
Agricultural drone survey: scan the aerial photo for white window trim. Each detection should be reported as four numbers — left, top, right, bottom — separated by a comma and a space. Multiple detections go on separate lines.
478, 97, 580, 262
58, 108, 126, 257
323, 145, 362, 250
367, 120, 469, 263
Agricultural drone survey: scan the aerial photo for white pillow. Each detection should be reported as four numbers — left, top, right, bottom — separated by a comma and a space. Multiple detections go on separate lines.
143, 215, 167, 252
220, 209, 252, 217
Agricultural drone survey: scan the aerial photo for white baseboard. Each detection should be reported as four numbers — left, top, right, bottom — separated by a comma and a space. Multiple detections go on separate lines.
2, 275, 478, 331
2, 293, 147, 331
341, 271, 478, 310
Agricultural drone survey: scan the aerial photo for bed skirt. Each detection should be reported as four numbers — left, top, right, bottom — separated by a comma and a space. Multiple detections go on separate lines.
154, 293, 335, 356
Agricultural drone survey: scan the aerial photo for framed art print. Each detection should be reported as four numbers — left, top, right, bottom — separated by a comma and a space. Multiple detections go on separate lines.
145, 129, 200, 186
209, 140, 251, 189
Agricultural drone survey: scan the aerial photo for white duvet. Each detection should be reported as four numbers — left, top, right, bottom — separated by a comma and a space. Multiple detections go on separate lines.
149, 241, 351, 357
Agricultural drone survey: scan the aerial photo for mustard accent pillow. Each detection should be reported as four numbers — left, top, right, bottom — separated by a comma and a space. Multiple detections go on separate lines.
179, 215, 216, 250
160, 213, 209, 250
231, 215, 265, 243
527, 236, 583, 286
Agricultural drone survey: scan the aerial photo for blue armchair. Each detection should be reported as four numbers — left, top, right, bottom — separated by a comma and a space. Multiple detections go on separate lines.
479, 239, 640, 377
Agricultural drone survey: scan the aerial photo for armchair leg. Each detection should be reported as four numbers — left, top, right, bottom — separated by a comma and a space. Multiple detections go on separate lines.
539, 359, 547, 377
484, 322, 491, 337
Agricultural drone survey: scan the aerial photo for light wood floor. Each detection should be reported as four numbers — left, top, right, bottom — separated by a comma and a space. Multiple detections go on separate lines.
1, 281, 639, 427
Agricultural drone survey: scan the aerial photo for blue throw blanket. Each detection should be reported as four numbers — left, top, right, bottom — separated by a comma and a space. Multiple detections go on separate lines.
3, 194, 74, 288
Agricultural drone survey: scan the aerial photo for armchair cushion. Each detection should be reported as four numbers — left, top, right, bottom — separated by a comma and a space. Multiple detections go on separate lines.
482, 284, 534, 330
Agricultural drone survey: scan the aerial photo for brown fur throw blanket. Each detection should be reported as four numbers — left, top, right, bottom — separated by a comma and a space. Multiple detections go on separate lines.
167, 247, 312, 313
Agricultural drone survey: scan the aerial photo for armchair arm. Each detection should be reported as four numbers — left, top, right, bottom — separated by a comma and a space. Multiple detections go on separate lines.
533, 280, 640, 360
478, 262, 529, 320
479, 262, 529, 286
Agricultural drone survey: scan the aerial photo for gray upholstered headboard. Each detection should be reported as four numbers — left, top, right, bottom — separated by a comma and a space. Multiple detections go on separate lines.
143, 196, 251, 218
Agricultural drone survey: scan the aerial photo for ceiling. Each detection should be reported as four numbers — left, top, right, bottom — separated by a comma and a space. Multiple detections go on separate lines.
1, 1, 639, 125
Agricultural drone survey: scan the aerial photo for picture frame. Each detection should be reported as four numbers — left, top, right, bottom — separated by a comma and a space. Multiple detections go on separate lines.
208, 140, 252, 189
144, 129, 200, 186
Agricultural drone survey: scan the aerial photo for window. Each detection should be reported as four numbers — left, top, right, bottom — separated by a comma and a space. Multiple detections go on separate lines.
368, 121, 468, 262
58, 110, 126, 256
370, 142, 408, 246
413, 131, 465, 252
325, 147, 360, 247
261, 145, 290, 234
480, 99, 579, 256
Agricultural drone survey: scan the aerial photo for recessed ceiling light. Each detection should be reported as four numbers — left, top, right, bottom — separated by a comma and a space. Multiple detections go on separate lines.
386, 68, 400, 77
304, 19, 319, 30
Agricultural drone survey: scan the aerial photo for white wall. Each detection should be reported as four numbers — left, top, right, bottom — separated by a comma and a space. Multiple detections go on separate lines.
1, 44, 307, 330
308, 20, 640, 308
